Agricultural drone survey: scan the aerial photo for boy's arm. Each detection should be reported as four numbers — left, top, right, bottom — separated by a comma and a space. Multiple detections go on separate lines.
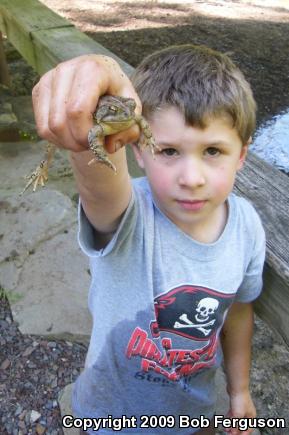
221, 301, 256, 435
32, 55, 140, 234
69, 147, 132, 234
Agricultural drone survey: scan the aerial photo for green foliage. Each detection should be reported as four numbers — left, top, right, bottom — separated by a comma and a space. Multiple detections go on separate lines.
18, 130, 37, 141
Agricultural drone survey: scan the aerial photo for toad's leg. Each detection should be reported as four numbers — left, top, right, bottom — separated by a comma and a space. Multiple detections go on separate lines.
87, 125, 116, 172
20, 143, 56, 195
135, 115, 160, 157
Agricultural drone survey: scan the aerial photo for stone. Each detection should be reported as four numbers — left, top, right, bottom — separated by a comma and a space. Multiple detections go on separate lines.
0, 102, 18, 124
0, 111, 18, 124
22, 346, 36, 357
58, 384, 79, 435
9, 226, 92, 340
0, 358, 11, 370
36, 423, 46, 435
30, 410, 41, 424
14, 404, 23, 417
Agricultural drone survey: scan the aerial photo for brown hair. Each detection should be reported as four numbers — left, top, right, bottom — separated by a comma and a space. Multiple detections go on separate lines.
131, 44, 256, 144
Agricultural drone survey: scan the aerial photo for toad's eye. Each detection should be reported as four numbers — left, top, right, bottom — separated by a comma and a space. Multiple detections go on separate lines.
161, 148, 178, 156
205, 147, 220, 156
109, 105, 118, 112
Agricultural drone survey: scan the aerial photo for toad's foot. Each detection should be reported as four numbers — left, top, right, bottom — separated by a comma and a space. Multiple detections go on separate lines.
136, 115, 161, 157
20, 143, 56, 195
87, 127, 117, 172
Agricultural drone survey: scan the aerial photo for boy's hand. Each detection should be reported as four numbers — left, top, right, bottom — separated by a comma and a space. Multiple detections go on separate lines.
225, 390, 256, 435
32, 55, 141, 153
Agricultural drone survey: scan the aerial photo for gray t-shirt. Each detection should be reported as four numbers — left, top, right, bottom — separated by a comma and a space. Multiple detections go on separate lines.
73, 176, 266, 434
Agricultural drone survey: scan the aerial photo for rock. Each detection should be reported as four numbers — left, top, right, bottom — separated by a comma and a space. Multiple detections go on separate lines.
22, 345, 36, 357
17, 420, 26, 431
36, 423, 46, 434
58, 384, 80, 435
47, 342, 57, 348
14, 404, 23, 417
0, 358, 11, 370
0, 111, 18, 124
18, 410, 26, 421
30, 410, 41, 424
0, 102, 18, 121
50, 378, 58, 389
0, 101, 19, 141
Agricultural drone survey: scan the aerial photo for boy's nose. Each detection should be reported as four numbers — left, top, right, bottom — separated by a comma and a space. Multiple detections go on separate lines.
177, 158, 206, 188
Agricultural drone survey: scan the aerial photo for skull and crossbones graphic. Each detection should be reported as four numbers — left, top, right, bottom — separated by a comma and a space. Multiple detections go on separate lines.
174, 297, 219, 336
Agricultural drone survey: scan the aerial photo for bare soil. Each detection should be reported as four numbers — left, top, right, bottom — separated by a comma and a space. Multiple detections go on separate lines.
39, 0, 289, 129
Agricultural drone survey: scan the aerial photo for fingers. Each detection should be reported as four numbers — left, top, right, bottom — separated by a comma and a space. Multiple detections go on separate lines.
33, 58, 98, 151
32, 72, 63, 148
224, 402, 256, 435
50, 60, 95, 150
32, 55, 142, 153
105, 124, 140, 154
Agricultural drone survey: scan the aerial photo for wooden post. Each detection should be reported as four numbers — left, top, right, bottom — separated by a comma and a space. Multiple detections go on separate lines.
0, 31, 11, 86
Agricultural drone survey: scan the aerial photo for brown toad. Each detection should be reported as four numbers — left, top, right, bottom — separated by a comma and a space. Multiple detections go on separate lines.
87, 95, 157, 170
21, 95, 158, 194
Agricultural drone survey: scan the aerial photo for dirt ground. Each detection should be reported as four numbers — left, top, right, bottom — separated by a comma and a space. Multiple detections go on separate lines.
37, 0, 289, 131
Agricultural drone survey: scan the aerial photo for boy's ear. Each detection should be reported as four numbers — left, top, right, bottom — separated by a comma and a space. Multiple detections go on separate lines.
237, 137, 251, 170
132, 143, 145, 169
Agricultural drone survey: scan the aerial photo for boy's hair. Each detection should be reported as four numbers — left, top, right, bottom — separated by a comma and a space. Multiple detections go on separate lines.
131, 44, 256, 144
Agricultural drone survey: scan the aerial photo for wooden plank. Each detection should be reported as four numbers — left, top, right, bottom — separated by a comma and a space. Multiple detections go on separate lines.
0, 0, 71, 31
31, 27, 134, 76
236, 152, 289, 272
234, 152, 289, 346
256, 262, 289, 347
1, 0, 289, 345
0, 0, 133, 75
0, 0, 73, 68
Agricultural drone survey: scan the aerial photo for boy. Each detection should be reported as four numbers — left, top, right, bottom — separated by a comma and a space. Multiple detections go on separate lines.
32, 45, 266, 435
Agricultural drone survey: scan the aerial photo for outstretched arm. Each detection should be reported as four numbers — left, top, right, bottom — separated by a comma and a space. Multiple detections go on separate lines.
32, 55, 141, 234
221, 302, 256, 435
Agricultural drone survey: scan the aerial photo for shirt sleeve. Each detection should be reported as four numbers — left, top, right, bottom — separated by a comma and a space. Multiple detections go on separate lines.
235, 211, 266, 303
77, 186, 137, 258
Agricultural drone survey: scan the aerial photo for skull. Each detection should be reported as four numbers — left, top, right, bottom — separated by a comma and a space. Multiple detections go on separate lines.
195, 298, 219, 323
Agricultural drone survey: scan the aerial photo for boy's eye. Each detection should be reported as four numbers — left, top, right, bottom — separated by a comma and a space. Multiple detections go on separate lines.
161, 148, 178, 156
205, 147, 220, 156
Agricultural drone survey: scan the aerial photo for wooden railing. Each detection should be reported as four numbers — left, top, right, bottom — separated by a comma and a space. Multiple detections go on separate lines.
1, 0, 288, 346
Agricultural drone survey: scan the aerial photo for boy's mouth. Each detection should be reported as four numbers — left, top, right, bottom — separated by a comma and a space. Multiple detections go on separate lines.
176, 199, 206, 211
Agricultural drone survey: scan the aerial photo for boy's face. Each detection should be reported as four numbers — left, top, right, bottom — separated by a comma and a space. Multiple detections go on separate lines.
133, 106, 248, 240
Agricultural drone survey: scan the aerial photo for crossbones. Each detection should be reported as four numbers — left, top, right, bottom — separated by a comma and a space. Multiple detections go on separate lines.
174, 314, 216, 336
